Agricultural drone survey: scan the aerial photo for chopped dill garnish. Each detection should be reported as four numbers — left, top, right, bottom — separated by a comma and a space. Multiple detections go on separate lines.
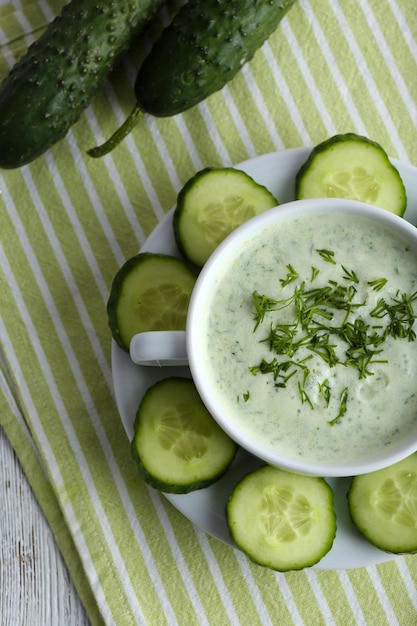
280, 264, 299, 287
311, 266, 320, 282
368, 277, 388, 292
318, 379, 331, 407
252, 291, 282, 330
317, 249, 337, 264
341, 266, 359, 283
248, 250, 417, 425
328, 387, 349, 426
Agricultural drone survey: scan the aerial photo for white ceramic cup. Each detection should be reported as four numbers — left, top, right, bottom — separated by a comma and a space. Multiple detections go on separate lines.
129, 198, 417, 476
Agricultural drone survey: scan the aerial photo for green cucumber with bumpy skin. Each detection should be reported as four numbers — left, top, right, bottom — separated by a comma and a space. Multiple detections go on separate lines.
88, 0, 297, 157
0, 0, 166, 169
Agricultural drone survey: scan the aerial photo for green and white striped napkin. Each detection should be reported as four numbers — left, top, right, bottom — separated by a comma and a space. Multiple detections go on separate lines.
1, 0, 417, 624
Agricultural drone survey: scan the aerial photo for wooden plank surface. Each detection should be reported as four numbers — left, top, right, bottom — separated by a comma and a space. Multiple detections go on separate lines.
0, 424, 91, 626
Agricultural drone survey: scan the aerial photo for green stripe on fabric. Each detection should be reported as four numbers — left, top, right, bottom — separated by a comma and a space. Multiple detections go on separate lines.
324, 2, 412, 161
73, 116, 171, 238
160, 507, 240, 625
265, 21, 332, 141
0, 2, 18, 17
180, 105, 233, 167
148, 116, 206, 189
0, 210, 109, 391
229, 62, 292, 151
0, 366, 105, 626
280, 16, 349, 136
56, 142, 149, 255
315, 569, 364, 624
345, 567, 394, 626
375, 560, 417, 624
246, 568, 300, 625
202, 90, 259, 162
201, 537, 266, 626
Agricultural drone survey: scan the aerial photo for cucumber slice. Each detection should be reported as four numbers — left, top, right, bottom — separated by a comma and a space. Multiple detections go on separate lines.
295, 133, 406, 216
226, 465, 336, 571
348, 452, 417, 554
131, 377, 238, 493
173, 167, 278, 268
107, 252, 196, 351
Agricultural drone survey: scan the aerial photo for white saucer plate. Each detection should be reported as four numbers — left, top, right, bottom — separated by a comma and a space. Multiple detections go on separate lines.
112, 148, 417, 570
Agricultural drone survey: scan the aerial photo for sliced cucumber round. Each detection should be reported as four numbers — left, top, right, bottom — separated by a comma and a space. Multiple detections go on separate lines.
107, 252, 196, 351
295, 133, 406, 216
173, 167, 278, 268
348, 452, 417, 554
226, 465, 336, 571
131, 377, 238, 493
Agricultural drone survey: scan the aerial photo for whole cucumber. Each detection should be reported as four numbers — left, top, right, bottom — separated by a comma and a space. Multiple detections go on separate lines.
89, 0, 297, 157
0, 0, 166, 169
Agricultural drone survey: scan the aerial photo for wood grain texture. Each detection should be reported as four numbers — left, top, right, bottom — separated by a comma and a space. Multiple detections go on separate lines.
0, 424, 91, 626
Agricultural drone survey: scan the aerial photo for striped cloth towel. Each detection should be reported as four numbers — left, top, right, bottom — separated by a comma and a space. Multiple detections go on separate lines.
1, 0, 417, 624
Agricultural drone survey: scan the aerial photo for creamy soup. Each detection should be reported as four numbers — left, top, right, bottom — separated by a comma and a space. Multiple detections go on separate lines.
202, 212, 417, 464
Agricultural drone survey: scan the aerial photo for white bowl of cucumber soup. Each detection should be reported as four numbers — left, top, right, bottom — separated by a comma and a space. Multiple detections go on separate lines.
184, 197, 417, 477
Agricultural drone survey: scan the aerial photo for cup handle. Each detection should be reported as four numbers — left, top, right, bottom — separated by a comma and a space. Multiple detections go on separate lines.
129, 330, 188, 366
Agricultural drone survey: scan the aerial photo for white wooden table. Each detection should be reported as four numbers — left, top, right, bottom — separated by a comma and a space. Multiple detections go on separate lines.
0, 424, 91, 625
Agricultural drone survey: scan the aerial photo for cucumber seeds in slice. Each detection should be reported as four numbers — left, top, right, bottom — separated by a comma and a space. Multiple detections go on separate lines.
131, 377, 238, 493
107, 253, 196, 351
295, 133, 406, 216
173, 167, 278, 268
226, 465, 336, 571
348, 452, 417, 554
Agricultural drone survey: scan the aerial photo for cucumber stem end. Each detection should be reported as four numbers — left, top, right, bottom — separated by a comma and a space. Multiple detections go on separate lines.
87, 104, 143, 158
